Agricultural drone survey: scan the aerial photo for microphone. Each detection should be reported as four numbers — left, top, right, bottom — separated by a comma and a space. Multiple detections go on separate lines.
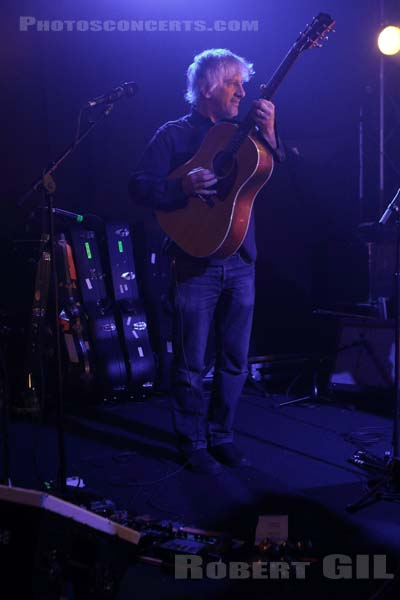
87, 81, 138, 108
379, 187, 400, 226
52, 207, 84, 222
50, 208, 104, 229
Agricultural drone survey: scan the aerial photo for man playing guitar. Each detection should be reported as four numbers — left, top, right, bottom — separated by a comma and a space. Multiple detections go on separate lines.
130, 48, 285, 474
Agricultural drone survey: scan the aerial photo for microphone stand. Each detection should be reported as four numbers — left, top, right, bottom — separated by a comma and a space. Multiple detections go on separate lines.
347, 187, 400, 512
19, 105, 114, 207
19, 104, 114, 494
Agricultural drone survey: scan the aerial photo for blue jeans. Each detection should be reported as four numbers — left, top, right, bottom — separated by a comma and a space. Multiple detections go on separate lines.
171, 253, 255, 454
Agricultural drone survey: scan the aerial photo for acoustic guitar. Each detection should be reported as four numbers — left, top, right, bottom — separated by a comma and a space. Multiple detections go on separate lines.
156, 13, 335, 258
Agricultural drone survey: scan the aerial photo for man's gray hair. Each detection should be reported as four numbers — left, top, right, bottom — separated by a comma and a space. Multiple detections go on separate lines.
185, 48, 255, 106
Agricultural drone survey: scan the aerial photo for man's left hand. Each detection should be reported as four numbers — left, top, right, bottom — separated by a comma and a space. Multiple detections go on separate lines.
251, 99, 277, 149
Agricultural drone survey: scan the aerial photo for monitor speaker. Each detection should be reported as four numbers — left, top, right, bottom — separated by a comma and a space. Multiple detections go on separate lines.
0, 485, 132, 598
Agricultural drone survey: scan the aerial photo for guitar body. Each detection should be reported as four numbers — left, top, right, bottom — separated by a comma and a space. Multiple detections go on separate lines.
156, 122, 274, 258
155, 13, 334, 258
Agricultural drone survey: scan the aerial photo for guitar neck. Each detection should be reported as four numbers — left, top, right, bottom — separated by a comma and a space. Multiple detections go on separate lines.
226, 12, 334, 151
261, 43, 303, 101
239, 43, 302, 135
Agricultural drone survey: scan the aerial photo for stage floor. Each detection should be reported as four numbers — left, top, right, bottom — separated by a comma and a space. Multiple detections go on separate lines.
6, 385, 400, 598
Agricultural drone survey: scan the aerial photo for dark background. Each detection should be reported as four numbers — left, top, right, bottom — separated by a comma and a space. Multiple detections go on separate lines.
1, 0, 399, 356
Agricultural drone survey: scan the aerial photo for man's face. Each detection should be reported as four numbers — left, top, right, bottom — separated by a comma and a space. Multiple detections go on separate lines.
206, 70, 246, 120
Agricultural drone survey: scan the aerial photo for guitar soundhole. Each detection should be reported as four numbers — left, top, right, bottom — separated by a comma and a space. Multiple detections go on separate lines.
213, 151, 235, 178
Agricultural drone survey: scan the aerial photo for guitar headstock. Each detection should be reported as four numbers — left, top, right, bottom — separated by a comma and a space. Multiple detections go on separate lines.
296, 12, 335, 51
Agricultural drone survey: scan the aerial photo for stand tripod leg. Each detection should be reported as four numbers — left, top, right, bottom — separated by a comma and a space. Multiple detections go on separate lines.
279, 367, 320, 407
280, 394, 313, 407
346, 474, 390, 513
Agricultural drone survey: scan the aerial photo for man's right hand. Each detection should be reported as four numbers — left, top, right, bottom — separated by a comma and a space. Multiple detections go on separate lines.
181, 167, 218, 198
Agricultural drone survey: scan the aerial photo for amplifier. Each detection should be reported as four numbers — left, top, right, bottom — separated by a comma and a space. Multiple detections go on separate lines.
329, 317, 394, 392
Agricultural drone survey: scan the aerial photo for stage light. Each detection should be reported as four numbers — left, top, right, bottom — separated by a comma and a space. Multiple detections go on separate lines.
378, 26, 400, 56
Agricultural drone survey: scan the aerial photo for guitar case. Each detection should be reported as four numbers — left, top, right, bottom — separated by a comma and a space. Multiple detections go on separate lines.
70, 226, 127, 391
55, 232, 94, 392
17, 236, 51, 414
105, 223, 155, 394
131, 224, 174, 392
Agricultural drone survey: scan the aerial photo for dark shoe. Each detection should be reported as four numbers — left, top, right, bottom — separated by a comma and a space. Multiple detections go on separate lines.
182, 449, 223, 475
209, 443, 251, 468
